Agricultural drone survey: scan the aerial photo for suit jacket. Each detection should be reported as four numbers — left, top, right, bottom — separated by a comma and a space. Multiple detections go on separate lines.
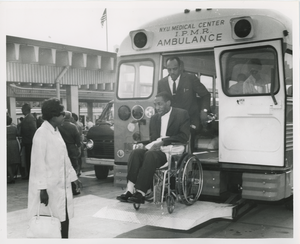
157, 72, 211, 127
149, 107, 190, 146
20, 113, 37, 144
58, 120, 81, 158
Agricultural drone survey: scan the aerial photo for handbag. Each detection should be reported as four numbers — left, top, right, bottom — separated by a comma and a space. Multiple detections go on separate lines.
26, 203, 61, 238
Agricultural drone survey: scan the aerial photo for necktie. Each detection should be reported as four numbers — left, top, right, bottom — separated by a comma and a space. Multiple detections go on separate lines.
173, 80, 176, 95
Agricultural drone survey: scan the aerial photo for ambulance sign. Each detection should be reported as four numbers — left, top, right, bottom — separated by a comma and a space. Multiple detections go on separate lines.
157, 19, 226, 47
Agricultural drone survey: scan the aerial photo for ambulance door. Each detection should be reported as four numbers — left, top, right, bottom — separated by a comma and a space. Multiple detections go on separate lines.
214, 40, 285, 166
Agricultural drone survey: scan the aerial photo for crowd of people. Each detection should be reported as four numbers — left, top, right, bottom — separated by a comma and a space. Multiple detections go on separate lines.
7, 103, 87, 183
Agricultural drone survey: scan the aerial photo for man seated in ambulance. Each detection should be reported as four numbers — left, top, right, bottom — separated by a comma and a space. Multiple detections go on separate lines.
243, 58, 265, 94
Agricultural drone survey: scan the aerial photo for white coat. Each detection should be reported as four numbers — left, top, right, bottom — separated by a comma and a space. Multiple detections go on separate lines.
27, 120, 78, 221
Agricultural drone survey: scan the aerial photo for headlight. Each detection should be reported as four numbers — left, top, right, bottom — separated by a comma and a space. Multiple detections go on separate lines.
117, 150, 125, 158
86, 139, 94, 149
131, 105, 144, 120
118, 105, 131, 121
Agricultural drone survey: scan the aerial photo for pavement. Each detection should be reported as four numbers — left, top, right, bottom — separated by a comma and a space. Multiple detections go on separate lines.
3, 159, 297, 243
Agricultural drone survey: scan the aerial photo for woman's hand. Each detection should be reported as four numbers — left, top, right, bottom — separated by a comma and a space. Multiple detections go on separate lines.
40, 189, 49, 206
73, 179, 82, 193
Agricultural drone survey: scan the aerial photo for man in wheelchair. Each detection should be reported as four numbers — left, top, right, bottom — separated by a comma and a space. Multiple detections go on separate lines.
116, 91, 190, 204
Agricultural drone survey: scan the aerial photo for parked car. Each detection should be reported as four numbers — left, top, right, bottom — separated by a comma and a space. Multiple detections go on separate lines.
85, 101, 114, 179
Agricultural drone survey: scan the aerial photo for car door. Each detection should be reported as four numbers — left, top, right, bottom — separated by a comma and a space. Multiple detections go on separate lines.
214, 40, 285, 166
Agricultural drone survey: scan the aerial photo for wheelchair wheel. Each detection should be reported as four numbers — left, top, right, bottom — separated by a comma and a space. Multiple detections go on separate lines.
176, 155, 203, 205
166, 195, 175, 214
133, 203, 140, 210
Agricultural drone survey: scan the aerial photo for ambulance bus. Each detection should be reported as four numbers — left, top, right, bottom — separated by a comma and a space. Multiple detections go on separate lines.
113, 8, 293, 207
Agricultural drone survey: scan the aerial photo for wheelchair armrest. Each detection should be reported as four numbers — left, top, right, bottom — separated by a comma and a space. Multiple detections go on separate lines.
170, 142, 188, 146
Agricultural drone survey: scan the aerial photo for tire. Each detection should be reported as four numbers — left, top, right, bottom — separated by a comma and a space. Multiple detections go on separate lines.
176, 155, 203, 205
285, 195, 293, 211
133, 203, 140, 210
94, 165, 109, 179
166, 195, 175, 214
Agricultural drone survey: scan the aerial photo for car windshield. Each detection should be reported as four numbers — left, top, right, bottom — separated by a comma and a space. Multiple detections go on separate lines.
96, 102, 114, 125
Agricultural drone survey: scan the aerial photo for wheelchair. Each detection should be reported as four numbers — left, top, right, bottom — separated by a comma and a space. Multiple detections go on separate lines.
132, 144, 203, 214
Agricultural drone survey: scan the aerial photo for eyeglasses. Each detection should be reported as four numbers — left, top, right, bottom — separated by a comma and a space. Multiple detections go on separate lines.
250, 70, 259, 75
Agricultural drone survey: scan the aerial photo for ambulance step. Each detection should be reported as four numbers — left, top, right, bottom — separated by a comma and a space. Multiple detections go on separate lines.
232, 199, 257, 221
93, 199, 234, 230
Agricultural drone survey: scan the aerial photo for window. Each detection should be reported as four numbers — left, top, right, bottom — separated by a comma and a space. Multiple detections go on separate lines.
199, 75, 218, 114
284, 50, 293, 97
117, 60, 154, 99
284, 49, 293, 123
220, 47, 279, 96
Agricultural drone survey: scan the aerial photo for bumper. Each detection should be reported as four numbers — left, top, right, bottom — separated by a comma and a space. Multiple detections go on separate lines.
242, 171, 293, 201
85, 157, 114, 166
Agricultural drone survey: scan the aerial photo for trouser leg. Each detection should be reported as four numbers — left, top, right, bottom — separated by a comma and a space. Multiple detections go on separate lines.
70, 157, 80, 195
127, 149, 147, 184
24, 143, 32, 176
61, 204, 69, 238
135, 150, 167, 193
77, 147, 83, 175
7, 166, 14, 182
70, 157, 79, 175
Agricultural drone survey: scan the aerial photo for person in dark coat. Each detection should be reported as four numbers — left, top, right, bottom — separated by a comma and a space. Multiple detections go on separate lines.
58, 111, 81, 195
20, 103, 37, 179
71, 113, 84, 176
7, 115, 21, 183
116, 92, 190, 204
58, 111, 81, 175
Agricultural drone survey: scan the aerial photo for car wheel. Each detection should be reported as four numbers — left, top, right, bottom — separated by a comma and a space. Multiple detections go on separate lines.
94, 165, 109, 179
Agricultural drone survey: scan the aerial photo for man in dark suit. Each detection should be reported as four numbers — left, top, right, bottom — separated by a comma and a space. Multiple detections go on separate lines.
157, 57, 211, 150
116, 92, 190, 204
58, 111, 82, 195
20, 103, 37, 179
58, 111, 81, 175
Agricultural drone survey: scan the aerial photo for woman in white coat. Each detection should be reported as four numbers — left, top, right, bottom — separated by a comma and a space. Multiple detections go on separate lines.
28, 97, 81, 238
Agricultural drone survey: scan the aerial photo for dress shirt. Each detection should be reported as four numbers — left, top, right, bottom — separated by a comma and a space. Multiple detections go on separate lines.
160, 107, 172, 137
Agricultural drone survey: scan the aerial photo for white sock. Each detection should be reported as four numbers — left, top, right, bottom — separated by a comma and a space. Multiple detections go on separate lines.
126, 181, 135, 194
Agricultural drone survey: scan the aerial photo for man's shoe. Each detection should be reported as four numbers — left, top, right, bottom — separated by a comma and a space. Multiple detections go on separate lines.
116, 191, 133, 202
128, 192, 145, 204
